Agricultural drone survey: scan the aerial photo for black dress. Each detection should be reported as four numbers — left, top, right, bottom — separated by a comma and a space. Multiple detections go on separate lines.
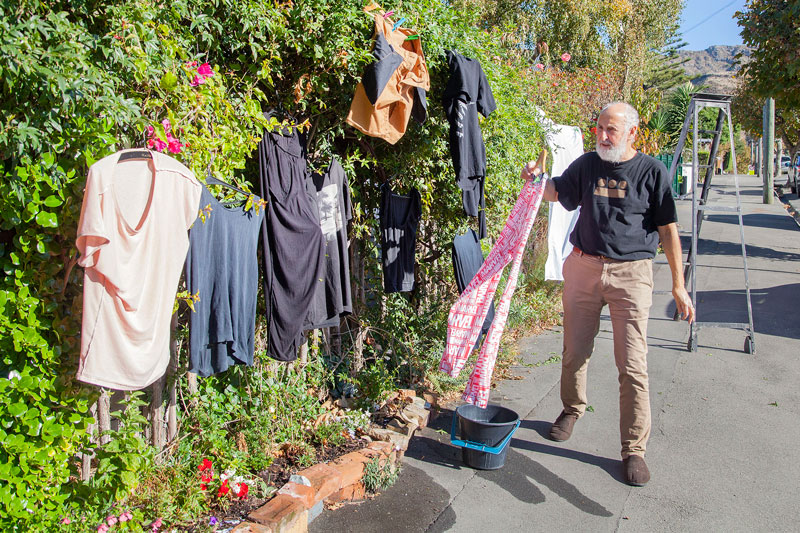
258, 127, 325, 361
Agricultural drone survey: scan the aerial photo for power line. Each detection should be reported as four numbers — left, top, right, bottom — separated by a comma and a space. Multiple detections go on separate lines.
681, 0, 740, 35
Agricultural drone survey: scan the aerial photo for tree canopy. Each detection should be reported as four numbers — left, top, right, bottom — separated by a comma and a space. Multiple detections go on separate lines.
736, 0, 800, 108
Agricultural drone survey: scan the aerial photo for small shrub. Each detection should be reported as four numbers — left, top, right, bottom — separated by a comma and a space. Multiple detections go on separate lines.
362, 456, 399, 494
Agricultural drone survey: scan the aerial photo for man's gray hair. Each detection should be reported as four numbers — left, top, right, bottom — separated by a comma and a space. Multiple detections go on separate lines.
601, 101, 640, 130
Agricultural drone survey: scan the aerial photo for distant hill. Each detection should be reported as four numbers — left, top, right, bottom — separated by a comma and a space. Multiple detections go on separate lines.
676, 45, 751, 95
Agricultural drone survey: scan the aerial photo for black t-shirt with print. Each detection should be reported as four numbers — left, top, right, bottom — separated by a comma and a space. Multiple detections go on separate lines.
553, 151, 677, 260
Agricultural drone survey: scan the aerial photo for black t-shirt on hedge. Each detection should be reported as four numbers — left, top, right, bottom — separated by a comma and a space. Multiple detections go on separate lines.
553, 152, 677, 260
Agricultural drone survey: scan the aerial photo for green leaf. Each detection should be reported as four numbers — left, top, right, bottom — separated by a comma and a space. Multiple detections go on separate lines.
160, 71, 178, 92
43, 196, 62, 207
35, 211, 58, 228
8, 403, 27, 417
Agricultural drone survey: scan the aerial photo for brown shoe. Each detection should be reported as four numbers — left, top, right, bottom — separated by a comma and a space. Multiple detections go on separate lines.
623, 455, 650, 486
549, 410, 579, 441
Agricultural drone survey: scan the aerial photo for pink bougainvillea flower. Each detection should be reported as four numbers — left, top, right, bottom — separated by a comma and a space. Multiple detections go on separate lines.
146, 125, 155, 136
147, 136, 167, 152
119, 511, 133, 523
161, 119, 172, 133
150, 517, 163, 531
198, 458, 213, 471
106, 515, 118, 526
167, 138, 183, 154
561, 52, 571, 62
96, 524, 109, 533
186, 60, 198, 67
217, 479, 231, 497
237, 483, 249, 499
534, 63, 544, 70
190, 75, 205, 87
197, 63, 214, 78
60, 517, 71, 524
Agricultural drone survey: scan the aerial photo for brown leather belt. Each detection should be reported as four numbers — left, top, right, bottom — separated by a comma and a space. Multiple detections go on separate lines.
572, 246, 623, 262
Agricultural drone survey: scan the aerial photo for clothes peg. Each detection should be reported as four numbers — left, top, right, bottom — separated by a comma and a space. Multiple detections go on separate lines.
392, 17, 406, 32
405, 34, 419, 41
383, 10, 394, 17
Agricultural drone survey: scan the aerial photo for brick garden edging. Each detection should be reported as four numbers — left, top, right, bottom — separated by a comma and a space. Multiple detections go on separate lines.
232, 391, 431, 533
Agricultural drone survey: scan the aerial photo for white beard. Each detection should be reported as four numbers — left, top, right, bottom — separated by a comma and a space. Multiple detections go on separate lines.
596, 134, 629, 163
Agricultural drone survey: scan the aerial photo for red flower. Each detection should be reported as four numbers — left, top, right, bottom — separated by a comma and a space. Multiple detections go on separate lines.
237, 483, 249, 499
200, 471, 213, 483
200, 483, 208, 491
561, 52, 571, 62
590, 126, 597, 135
217, 479, 230, 497
198, 458, 213, 471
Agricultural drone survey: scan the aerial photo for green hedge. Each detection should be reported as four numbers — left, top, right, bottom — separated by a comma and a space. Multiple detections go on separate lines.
0, 1, 614, 528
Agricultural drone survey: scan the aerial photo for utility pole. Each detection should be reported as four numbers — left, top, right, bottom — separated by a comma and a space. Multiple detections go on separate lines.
763, 98, 775, 204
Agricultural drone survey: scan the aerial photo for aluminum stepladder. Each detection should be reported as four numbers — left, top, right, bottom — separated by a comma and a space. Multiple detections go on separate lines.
667, 93, 756, 354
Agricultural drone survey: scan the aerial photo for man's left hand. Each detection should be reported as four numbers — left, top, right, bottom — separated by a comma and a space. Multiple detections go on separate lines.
673, 286, 694, 323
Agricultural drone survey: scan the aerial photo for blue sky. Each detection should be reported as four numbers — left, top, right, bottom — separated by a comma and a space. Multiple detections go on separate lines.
678, 0, 746, 51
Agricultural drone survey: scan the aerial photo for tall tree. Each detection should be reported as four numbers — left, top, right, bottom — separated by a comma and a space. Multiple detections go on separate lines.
736, 0, 800, 108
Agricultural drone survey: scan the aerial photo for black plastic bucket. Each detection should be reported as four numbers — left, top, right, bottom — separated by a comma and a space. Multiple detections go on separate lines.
454, 404, 519, 470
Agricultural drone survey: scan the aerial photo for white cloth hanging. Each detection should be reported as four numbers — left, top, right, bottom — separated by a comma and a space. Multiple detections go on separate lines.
542, 121, 584, 281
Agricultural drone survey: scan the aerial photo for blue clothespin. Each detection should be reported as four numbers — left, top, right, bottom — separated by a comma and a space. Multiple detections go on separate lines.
392, 17, 406, 32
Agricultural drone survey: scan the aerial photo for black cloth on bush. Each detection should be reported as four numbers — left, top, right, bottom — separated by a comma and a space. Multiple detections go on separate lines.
452, 228, 495, 350
186, 186, 264, 376
442, 50, 497, 239
304, 158, 353, 329
380, 182, 421, 293
258, 126, 325, 361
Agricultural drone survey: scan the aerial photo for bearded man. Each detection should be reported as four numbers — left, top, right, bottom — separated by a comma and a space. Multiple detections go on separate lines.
521, 101, 694, 486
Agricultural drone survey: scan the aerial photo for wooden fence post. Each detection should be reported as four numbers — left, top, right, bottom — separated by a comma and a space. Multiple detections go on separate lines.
167, 313, 178, 442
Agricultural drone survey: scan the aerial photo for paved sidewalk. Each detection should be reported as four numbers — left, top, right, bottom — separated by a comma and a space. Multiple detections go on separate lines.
311, 173, 800, 532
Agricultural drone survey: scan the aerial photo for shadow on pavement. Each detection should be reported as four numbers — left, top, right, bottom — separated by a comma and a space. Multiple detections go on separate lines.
406, 410, 613, 518
692, 283, 800, 340
705, 212, 800, 231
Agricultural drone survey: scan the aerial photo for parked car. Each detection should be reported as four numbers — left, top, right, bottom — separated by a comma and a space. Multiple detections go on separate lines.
788, 152, 800, 194
780, 155, 791, 174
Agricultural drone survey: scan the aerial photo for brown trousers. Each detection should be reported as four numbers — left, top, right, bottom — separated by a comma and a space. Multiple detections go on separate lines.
561, 250, 653, 458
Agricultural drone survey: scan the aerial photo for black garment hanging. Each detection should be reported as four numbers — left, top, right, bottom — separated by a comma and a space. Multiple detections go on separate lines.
186, 186, 264, 376
379, 182, 421, 293
304, 158, 353, 329
452, 228, 495, 350
442, 50, 497, 239
258, 126, 325, 361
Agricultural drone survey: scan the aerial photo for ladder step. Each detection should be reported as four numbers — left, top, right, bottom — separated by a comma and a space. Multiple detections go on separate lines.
698, 138, 714, 144
694, 321, 752, 331
698, 129, 722, 135
697, 164, 713, 169
697, 205, 740, 213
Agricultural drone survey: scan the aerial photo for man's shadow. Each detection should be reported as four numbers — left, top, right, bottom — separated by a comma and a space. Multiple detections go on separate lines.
407, 409, 617, 517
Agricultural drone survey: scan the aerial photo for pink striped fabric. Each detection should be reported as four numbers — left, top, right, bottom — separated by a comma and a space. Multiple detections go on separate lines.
440, 177, 547, 407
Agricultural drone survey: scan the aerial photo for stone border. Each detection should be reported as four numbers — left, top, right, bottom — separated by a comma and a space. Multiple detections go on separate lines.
232, 391, 430, 533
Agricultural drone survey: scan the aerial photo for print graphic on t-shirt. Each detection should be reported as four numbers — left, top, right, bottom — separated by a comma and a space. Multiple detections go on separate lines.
317, 183, 342, 240
456, 100, 466, 138
594, 177, 628, 198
